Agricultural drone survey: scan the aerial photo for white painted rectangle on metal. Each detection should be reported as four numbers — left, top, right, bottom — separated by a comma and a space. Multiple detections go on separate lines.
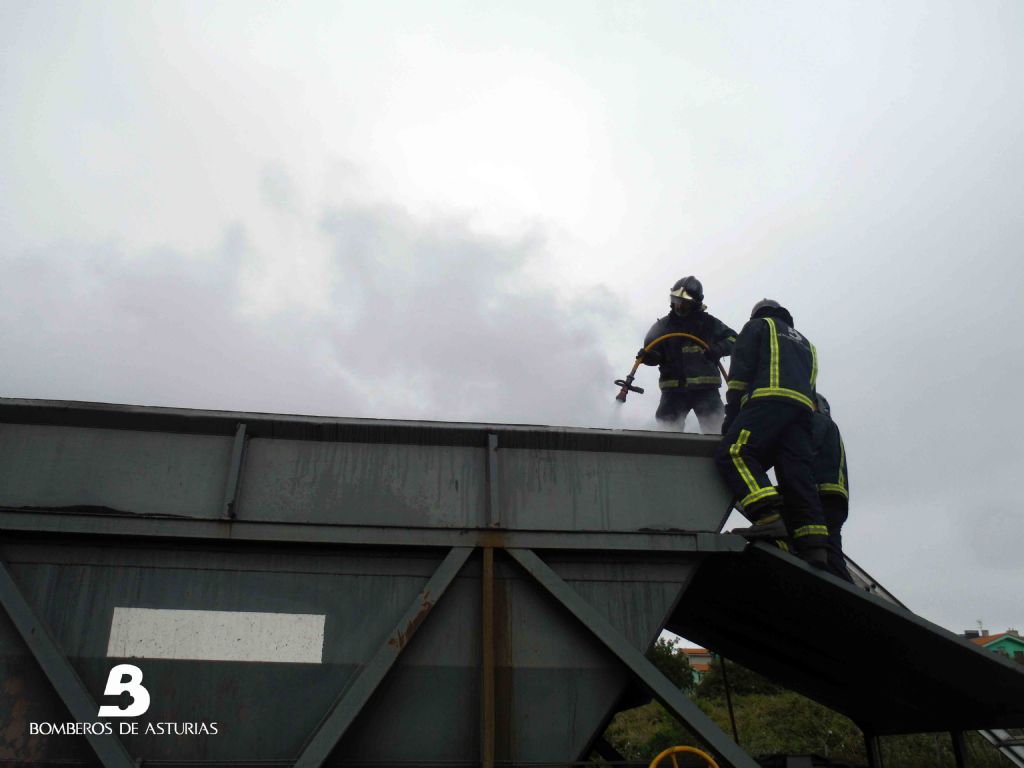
106, 607, 325, 663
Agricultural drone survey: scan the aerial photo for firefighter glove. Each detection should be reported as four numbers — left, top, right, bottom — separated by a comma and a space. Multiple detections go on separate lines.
638, 348, 661, 365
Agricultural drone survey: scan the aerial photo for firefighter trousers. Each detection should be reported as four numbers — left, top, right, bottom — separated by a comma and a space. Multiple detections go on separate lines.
821, 495, 853, 582
715, 400, 828, 554
656, 388, 724, 434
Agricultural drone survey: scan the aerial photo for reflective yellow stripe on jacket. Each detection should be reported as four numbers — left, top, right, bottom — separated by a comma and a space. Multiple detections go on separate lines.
746, 317, 814, 410
766, 318, 781, 388
749, 388, 815, 409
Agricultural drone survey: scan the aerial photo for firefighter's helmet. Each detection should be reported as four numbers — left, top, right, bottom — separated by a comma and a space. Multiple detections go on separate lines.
750, 298, 794, 327
669, 276, 703, 316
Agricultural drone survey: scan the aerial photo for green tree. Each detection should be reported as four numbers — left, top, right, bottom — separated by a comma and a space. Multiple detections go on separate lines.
647, 636, 696, 694
697, 657, 782, 698
603, 655, 1010, 767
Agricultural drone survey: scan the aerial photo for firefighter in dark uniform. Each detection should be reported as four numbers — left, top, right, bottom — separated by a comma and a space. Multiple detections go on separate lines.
762, 393, 854, 580
638, 276, 737, 434
715, 299, 829, 570
811, 394, 853, 582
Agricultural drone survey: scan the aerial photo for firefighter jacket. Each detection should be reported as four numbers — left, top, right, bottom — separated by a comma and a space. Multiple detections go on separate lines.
724, 312, 818, 423
812, 411, 849, 500
643, 309, 736, 391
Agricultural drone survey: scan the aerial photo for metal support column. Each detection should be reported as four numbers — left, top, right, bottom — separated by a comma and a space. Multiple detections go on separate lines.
719, 654, 740, 744
507, 548, 759, 768
481, 546, 496, 768
952, 731, 969, 768
0, 560, 136, 768
486, 432, 500, 527
294, 546, 474, 768
864, 733, 884, 768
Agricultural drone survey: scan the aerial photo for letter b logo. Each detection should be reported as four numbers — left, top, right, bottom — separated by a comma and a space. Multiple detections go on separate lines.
98, 664, 150, 717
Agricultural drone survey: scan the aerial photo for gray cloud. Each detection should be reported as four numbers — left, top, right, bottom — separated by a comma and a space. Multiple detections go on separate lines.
319, 202, 627, 424
0, 193, 627, 429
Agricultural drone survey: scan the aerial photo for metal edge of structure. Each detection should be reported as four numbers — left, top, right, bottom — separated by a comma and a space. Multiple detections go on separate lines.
0, 397, 720, 456
668, 542, 1024, 735
0, 511, 748, 554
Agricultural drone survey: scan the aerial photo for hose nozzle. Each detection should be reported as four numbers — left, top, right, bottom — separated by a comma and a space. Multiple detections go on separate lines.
614, 376, 644, 403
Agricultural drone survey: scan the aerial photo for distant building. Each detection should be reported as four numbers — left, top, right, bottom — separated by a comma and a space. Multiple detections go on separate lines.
962, 628, 1024, 662
683, 647, 714, 682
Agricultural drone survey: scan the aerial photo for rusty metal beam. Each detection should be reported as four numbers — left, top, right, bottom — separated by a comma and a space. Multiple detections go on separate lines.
220, 422, 247, 520
506, 548, 759, 768
486, 432, 500, 527
293, 546, 473, 768
0, 559, 136, 768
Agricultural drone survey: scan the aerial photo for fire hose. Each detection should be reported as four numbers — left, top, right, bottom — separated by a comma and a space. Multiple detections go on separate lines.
614, 332, 729, 403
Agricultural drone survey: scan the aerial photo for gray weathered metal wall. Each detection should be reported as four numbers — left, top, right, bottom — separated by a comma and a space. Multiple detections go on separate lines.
0, 401, 728, 531
0, 399, 739, 767
2, 540, 703, 764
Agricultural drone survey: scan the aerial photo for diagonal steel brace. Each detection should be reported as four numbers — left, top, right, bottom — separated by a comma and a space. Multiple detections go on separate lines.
294, 545, 474, 768
507, 547, 760, 768
0, 559, 136, 768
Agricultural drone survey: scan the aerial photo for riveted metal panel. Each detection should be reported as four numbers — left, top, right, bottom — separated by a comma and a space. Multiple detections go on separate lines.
499, 447, 729, 532
0, 423, 232, 518
235, 437, 486, 527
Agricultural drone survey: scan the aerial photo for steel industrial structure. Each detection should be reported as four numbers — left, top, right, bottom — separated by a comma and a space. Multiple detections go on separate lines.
0, 398, 1022, 767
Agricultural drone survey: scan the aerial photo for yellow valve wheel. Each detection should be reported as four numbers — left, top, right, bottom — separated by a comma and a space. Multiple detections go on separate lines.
648, 744, 721, 768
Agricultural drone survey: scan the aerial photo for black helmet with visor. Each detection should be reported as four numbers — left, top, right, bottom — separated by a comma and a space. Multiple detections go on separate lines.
669, 276, 703, 317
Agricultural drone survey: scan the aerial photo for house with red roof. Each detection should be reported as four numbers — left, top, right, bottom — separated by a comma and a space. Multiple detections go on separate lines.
962, 628, 1024, 662
683, 647, 714, 682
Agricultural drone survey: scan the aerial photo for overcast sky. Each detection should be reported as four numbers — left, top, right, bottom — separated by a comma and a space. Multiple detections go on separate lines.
2, 1, 1022, 638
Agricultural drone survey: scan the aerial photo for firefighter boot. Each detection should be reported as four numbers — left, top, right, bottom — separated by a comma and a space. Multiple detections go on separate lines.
731, 509, 787, 540
797, 546, 829, 571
